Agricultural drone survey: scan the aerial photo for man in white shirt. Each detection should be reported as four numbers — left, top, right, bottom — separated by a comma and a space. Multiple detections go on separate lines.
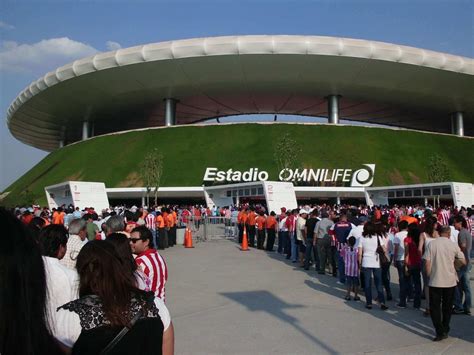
393, 220, 409, 308
39, 225, 79, 336
60, 218, 88, 270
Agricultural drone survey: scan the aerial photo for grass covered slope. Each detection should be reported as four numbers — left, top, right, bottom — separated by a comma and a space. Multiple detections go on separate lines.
3, 123, 473, 206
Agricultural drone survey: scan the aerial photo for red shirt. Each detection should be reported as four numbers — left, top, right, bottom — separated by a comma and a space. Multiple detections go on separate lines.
404, 236, 422, 267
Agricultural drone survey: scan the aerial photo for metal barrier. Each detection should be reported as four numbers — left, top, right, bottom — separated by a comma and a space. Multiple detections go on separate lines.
179, 216, 237, 242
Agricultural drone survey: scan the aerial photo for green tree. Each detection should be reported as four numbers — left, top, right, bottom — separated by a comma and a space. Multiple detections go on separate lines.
427, 154, 450, 183
140, 149, 164, 206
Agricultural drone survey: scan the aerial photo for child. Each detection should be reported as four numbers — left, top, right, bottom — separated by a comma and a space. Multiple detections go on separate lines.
341, 236, 360, 301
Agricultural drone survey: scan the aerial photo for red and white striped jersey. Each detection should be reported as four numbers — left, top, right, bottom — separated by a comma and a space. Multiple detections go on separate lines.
135, 249, 168, 300
145, 213, 156, 230
438, 209, 450, 226
341, 245, 359, 277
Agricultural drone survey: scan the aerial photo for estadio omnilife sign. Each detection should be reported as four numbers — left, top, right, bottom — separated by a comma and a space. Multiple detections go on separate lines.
203, 164, 375, 187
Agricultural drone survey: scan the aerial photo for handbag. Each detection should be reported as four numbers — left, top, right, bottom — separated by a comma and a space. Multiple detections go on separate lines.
376, 236, 391, 268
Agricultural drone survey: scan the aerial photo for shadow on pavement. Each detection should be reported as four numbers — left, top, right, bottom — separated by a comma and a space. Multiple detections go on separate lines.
220, 290, 338, 354
263, 248, 474, 344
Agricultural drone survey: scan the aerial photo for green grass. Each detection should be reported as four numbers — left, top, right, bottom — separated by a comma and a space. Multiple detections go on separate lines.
2, 123, 473, 206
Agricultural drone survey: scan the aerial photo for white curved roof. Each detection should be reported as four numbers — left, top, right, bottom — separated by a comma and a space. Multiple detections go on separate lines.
6, 35, 474, 150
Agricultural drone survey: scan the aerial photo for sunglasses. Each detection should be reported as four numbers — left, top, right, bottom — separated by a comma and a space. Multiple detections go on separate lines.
129, 237, 143, 244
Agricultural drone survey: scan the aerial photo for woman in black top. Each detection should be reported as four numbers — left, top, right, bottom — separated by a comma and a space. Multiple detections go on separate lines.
56, 241, 174, 354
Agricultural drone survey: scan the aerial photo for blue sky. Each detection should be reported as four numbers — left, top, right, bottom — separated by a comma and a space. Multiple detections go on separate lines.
1, 0, 473, 191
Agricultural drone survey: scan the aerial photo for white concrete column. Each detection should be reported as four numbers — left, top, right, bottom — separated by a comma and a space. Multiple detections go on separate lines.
82, 106, 92, 140
327, 95, 340, 124
452, 112, 464, 137
164, 98, 178, 126
82, 120, 89, 140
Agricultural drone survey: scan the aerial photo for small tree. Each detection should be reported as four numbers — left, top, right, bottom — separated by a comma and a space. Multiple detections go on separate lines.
273, 132, 302, 173
140, 149, 164, 206
427, 154, 450, 183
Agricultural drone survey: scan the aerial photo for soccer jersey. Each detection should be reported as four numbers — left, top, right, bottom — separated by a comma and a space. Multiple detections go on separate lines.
341, 246, 359, 277
135, 249, 168, 300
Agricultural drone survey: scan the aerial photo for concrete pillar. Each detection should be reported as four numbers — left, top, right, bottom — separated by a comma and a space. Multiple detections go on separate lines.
452, 112, 464, 137
336, 196, 341, 205
141, 196, 146, 207
164, 98, 177, 126
327, 95, 340, 124
82, 120, 89, 140
82, 106, 92, 140
59, 126, 66, 148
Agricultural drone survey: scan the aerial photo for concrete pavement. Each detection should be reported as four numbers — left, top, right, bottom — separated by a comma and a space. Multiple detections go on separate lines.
161, 238, 473, 355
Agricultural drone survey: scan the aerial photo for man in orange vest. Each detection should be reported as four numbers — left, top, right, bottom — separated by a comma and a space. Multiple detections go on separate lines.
246, 207, 257, 247
237, 207, 248, 243
155, 211, 166, 250
167, 208, 176, 247
256, 211, 267, 249
266, 211, 278, 251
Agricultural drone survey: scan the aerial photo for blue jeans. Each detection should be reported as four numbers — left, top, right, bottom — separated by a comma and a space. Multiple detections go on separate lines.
407, 265, 422, 308
290, 231, 298, 262
395, 260, 408, 306
151, 229, 157, 249
362, 267, 385, 305
336, 249, 345, 283
277, 231, 285, 253
454, 264, 472, 311
304, 239, 319, 270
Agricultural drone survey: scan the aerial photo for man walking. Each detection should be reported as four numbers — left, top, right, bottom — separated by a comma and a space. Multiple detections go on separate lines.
314, 211, 335, 275
452, 215, 472, 315
423, 226, 466, 341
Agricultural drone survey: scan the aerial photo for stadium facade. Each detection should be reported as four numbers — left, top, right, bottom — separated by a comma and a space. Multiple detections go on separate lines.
4, 36, 474, 207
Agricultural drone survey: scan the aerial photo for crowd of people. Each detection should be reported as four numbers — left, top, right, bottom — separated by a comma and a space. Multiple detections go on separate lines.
2, 201, 473, 353
2, 205, 174, 355
235, 203, 472, 341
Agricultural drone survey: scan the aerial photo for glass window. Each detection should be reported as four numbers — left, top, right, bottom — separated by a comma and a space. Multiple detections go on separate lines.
442, 187, 451, 195
414, 189, 421, 196
226, 190, 231, 197
388, 191, 395, 198
251, 188, 257, 196
244, 189, 250, 196
423, 189, 431, 196
404, 190, 412, 197
238, 189, 244, 196
396, 190, 403, 197
257, 187, 264, 195
432, 188, 441, 195
232, 190, 237, 197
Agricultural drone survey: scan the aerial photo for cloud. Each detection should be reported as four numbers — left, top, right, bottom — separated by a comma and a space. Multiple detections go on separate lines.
0, 21, 15, 30
106, 41, 122, 51
0, 37, 98, 73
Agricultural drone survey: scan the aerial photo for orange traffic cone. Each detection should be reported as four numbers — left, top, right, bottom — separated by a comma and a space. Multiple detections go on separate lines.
184, 227, 194, 248
241, 227, 249, 251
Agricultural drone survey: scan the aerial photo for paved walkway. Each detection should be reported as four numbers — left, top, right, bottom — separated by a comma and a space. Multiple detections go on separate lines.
161, 238, 473, 355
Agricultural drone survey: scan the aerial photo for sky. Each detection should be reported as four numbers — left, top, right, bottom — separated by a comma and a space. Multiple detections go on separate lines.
1, 0, 473, 191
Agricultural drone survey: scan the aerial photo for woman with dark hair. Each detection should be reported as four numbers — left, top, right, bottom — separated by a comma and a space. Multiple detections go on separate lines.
56, 240, 174, 354
419, 217, 439, 316
404, 223, 423, 310
106, 233, 151, 291
0, 208, 64, 355
358, 222, 388, 310
28, 216, 47, 240
376, 221, 393, 301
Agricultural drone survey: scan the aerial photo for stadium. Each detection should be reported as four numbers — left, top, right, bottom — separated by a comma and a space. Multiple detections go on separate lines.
3, 35, 474, 207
